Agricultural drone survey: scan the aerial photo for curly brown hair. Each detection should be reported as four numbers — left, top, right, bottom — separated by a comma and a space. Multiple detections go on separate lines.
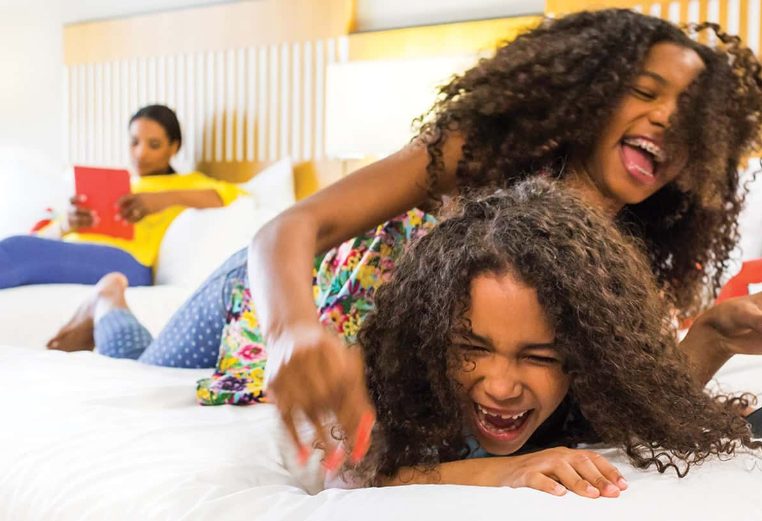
353, 178, 760, 485
418, 9, 762, 317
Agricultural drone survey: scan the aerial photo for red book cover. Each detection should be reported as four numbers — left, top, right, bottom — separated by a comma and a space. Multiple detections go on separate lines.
73, 166, 134, 239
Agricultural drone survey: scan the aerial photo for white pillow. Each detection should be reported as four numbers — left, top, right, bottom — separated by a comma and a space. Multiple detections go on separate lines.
155, 196, 265, 288
238, 157, 295, 215
0, 146, 68, 239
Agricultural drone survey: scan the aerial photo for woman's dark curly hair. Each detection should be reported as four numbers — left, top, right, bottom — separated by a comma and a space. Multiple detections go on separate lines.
353, 178, 760, 485
418, 8, 762, 317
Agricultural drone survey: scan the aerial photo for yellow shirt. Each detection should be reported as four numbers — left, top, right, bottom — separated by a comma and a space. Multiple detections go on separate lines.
64, 171, 242, 267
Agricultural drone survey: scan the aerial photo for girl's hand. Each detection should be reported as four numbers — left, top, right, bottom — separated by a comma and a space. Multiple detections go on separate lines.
491, 447, 627, 498
266, 323, 376, 470
117, 193, 168, 223
66, 195, 98, 231
680, 292, 762, 385
697, 293, 762, 357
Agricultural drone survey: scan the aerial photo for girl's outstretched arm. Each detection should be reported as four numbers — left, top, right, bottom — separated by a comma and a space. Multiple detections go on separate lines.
250, 137, 463, 463
680, 292, 762, 385
382, 447, 627, 499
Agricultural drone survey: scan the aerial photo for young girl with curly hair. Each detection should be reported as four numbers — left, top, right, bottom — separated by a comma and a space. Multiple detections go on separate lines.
347, 179, 761, 497
51, 9, 762, 463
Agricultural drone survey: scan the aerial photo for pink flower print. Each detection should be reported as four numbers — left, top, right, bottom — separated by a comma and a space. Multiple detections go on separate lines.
238, 343, 267, 362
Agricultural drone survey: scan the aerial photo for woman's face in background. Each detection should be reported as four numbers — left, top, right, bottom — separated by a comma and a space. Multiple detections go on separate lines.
129, 117, 178, 176
451, 272, 570, 456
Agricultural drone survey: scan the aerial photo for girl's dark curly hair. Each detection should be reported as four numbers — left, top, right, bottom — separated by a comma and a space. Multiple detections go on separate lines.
353, 178, 760, 485
418, 9, 762, 317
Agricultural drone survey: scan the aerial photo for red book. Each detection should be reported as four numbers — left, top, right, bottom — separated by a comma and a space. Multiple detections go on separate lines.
73, 166, 134, 239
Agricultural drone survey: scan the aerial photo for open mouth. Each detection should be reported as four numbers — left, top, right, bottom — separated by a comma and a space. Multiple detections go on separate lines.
473, 402, 532, 442
619, 136, 665, 184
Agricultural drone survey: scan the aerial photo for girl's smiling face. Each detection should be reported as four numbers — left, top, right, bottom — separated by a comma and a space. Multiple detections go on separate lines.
452, 272, 570, 456
566, 41, 705, 214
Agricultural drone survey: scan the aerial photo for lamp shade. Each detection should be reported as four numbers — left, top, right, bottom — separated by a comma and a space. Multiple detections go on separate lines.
324, 55, 478, 159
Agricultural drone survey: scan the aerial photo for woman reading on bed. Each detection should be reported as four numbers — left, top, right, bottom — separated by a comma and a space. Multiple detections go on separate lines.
0, 104, 240, 290
332, 179, 762, 497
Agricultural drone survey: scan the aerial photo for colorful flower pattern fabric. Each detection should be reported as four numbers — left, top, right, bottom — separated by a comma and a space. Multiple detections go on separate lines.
196, 209, 437, 405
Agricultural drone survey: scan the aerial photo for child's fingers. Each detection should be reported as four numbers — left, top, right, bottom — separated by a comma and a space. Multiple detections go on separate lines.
588, 452, 627, 491
334, 348, 375, 463
303, 407, 342, 471
567, 454, 621, 498
524, 473, 567, 496
277, 403, 310, 465
553, 462, 601, 498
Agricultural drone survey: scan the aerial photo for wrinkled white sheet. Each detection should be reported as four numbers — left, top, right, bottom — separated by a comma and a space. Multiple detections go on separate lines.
1, 345, 761, 521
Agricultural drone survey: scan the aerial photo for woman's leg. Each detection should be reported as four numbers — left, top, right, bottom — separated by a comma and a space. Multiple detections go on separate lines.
0, 235, 152, 288
136, 247, 248, 368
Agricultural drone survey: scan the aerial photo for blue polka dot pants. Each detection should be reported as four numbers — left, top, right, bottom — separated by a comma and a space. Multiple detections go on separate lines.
94, 248, 248, 368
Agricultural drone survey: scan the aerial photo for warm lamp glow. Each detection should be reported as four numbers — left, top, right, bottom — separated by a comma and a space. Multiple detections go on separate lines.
324, 55, 478, 159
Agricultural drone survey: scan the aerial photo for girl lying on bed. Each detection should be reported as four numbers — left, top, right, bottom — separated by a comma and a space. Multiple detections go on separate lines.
330, 179, 761, 498
0, 104, 240, 291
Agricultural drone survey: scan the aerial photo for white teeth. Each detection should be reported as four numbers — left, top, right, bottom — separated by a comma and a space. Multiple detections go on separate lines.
626, 162, 654, 177
477, 404, 528, 420
622, 137, 666, 163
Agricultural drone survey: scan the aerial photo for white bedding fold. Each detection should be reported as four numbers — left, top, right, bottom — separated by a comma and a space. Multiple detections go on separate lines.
1, 345, 761, 521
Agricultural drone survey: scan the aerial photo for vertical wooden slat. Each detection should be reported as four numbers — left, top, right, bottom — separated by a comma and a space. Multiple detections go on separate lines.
175, 53, 187, 166
204, 51, 214, 162
314, 39, 325, 160
194, 52, 205, 165
740, 0, 750, 44
86, 64, 95, 163
268, 44, 279, 161
119, 61, 128, 165
215, 50, 226, 162
258, 46, 268, 162
291, 42, 302, 162
236, 48, 246, 162
225, 49, 236, 162
302, 40, 314, 161
103, 62, 112, 163
280, 43, 291, 161
749, 0, 761, 55
246, 47, 257, 162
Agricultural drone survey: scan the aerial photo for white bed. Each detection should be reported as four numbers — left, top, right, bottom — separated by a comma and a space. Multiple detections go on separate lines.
1, 345, 761, 521
2, 157, 762, 519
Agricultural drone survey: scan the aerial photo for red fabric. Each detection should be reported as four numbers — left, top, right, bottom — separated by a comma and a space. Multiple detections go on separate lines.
717, 258, 762, 303
29, 219, 52, 233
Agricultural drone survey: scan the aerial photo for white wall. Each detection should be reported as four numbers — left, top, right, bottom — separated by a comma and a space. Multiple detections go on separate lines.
0, 0, 64, 166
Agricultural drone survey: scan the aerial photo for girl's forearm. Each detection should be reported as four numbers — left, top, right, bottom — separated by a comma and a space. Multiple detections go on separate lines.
161, 189, 223, 209
679, 315, 733, 386
247, 210, 323, 342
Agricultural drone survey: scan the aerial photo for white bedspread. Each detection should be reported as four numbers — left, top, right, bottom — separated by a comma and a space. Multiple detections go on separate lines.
1, 345, 761, 521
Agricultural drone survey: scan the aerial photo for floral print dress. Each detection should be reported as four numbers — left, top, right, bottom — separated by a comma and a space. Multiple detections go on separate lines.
195, 209, 437, 405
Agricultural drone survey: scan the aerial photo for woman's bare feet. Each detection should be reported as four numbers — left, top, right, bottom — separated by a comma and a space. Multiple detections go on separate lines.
47, 272, 129, 352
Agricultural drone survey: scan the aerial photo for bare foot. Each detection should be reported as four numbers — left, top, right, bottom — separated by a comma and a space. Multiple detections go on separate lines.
47, 272, 129, 352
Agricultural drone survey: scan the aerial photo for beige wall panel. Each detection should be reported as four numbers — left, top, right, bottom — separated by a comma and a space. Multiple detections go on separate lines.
64, 0, 353, 65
